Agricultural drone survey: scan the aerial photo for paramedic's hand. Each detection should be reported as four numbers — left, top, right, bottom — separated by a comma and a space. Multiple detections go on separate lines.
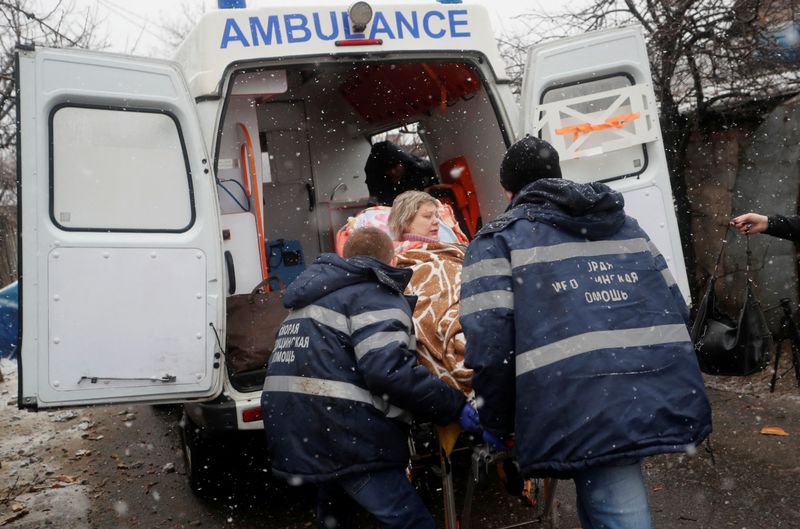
483, 431, 511, 452
731, 213, 768, 235
458, 403, 481, 433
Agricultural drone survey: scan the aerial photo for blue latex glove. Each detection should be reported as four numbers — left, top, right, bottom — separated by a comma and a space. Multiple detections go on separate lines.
483, 431, 511, 452
458, 403, 481, 433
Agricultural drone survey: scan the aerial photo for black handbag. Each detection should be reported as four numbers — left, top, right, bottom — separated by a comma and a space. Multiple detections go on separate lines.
691, 230, 772, 375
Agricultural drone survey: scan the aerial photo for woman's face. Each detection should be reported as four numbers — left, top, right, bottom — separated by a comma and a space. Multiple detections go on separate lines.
407, 202, 439, 238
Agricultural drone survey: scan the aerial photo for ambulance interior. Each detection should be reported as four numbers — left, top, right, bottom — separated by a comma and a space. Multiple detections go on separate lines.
215, 58, 508, 388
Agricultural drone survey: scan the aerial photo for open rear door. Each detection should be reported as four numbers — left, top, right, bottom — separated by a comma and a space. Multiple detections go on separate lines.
17, 47, 224, 409
521, 26, 690, 303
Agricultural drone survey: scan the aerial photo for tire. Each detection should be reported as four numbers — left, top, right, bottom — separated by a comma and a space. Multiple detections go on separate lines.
179, 412, 233, 498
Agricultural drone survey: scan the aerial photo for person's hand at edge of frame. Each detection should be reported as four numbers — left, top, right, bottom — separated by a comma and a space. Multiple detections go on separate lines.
731, 213, 768, 235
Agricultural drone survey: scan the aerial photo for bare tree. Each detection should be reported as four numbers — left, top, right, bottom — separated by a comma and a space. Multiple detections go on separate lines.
0, 0, 104, 151
0, 150, 13, 206
0, 150, 16, 285
0, 0, 104, 284
158, 0, 208, 55
495, 14, 560, 98
500, 0, 800, 295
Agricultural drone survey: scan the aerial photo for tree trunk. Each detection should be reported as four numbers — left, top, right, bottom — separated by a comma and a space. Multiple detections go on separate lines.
0, 208, 17, 287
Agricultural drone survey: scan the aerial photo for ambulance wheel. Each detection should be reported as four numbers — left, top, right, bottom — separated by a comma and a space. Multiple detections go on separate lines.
180, 413, 228, 498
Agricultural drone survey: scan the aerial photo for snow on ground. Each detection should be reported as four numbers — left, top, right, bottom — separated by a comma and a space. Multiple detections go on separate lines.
0, 370, 91, 528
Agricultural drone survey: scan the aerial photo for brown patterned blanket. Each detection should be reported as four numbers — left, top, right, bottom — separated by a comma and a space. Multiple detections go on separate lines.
396, 242, 473, 396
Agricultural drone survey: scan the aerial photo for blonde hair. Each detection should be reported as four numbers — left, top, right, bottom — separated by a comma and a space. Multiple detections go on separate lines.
388, 191, 438, 238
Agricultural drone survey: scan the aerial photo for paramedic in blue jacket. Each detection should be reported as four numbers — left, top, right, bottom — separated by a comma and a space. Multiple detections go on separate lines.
261, 227, 478, 529
460, 137, 712, 529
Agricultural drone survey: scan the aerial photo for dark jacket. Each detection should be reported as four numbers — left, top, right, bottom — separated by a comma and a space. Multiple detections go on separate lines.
364, 141, 438, 205
262, 254, 465, 483
460, 179, 712, 478
766, 214, 800, 241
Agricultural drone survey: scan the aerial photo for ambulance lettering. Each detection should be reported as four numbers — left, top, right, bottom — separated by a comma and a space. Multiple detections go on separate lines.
249, 16, 282, 45
313, 12, 338, 41
220, 9, 471, 48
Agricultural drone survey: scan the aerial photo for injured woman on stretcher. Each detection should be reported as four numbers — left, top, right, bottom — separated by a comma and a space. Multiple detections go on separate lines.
337, 190, 473, 397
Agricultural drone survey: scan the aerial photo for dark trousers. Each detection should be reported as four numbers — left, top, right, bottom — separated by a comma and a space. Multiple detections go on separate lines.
316, 468, 435, 529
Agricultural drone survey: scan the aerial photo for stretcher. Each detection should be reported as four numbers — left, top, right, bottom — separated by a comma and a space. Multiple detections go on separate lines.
421, 424, 560, 529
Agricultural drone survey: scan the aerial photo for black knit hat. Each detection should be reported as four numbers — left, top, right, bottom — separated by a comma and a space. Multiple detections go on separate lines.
500, 136, 562, 195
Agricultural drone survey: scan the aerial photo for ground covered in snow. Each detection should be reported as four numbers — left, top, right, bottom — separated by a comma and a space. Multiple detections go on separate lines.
1, 354, 800, 528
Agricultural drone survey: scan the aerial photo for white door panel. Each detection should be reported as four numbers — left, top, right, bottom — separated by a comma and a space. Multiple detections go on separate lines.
47, 248, 209, 399
621, 186, 675, 268
18, 47, 224, 408
521, 26, 690, 303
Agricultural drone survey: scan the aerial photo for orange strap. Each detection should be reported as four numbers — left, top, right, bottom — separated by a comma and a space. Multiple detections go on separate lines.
238, 123, 268, 284
555, 112, 640, 142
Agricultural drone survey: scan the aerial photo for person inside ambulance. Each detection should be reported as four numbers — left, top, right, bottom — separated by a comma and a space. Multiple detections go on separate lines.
364, 141, 438, 206
460, 136, 712, 529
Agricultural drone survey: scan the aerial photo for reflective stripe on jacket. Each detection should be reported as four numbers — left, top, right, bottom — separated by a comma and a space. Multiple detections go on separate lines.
461, 179, 712, 478
262, 254, 466, 483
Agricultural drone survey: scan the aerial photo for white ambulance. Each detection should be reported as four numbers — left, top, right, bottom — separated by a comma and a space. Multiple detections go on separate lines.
16, 0, 689, 492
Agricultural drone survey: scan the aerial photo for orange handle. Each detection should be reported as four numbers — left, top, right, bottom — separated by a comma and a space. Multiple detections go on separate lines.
238, 123, 269, 284
239, 143, 251, 197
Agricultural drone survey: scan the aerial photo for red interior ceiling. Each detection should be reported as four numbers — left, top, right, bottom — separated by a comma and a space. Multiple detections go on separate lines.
339, 62, 481, 124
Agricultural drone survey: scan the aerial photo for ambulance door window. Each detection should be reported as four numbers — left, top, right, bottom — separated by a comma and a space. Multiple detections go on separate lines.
539, 74, 648, 184
369, 123, 430, 159
51, 105, 194, 232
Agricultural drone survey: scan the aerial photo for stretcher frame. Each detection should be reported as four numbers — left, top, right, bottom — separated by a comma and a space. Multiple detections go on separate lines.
434, 428, 560, 529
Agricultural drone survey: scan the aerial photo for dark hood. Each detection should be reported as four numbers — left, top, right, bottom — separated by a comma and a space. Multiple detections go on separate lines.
511, 178, 626, 239
364, 141, 433, 181
364, 141, 436, 205
282, 253, 412, 309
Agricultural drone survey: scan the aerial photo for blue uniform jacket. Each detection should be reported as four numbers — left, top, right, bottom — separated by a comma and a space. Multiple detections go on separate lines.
262, 254, 466, 483
461, 179, 712, 478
